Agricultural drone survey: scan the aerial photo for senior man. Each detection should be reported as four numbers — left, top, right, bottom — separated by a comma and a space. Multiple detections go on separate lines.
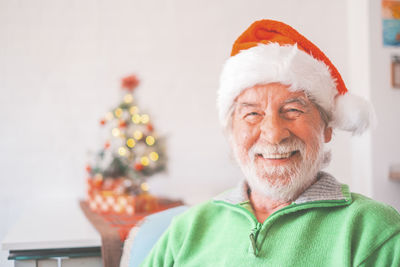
141, 20, 400, 266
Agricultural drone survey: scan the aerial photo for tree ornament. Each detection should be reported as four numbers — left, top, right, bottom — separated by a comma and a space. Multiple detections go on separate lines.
105, 112, 114, 121
86, 165, 92, 173
124, 94, 134, 104
133, 130, 143, 140
132, 114, 141, 124
119, 120, 127, 128
114, 108, 123, 118
126, 138, 136, 148
104, 141, 110, 149
134, 162, 144, 171
121, 75, 140, 91
149, 152, 159, 161
141, 114, 150, 124
145, 136, 155, 146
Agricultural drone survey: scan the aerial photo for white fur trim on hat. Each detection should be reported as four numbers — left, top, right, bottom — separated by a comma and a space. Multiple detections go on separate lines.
217, 43, 374, 134
331, 93, 376, 135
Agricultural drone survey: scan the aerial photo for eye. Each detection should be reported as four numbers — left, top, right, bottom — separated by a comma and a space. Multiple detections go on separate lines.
244, 112, 262, 123
282, 108, 304, 119
287, 108, 303, 113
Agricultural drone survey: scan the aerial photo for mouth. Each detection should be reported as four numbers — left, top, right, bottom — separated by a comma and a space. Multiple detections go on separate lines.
255, 150, 299, 160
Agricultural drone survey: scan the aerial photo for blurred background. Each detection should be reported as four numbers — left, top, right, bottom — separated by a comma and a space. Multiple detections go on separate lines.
1, 0, 400, 266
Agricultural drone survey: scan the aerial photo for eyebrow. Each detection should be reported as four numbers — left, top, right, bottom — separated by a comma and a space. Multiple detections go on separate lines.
236, 97, 309, 110
237, 102, 261, 107
283, 97, 308, 106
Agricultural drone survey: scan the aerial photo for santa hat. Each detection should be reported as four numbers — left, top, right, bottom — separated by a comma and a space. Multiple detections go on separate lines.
217, 19, 374, 135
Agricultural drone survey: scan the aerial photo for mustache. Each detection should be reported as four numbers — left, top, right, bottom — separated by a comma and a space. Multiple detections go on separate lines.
248, 138, 306, 159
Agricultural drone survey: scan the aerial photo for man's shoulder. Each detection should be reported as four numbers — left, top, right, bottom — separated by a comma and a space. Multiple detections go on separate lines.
350, 193, 400, 219
346, 192, 400, 231
336, 193, 400, 264
172, 199, 226, 223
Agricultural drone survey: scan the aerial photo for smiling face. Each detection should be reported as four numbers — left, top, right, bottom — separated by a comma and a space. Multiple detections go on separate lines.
230, 83, 332, 201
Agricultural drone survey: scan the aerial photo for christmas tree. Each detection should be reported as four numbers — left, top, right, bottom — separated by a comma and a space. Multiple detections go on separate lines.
86, 75, 167, 197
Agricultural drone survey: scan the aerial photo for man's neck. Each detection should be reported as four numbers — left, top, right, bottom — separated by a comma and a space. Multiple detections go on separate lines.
249, 190, 291, 223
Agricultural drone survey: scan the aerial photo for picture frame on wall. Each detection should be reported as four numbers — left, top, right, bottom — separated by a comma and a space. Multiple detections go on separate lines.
382, 0, 400, 46
389, 163, 400, 181
391, 55, 400, 88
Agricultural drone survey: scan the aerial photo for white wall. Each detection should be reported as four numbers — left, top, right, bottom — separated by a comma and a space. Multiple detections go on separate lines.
369, 0, 400, 210
0, 0, 353, 266
347, 0, 373, 197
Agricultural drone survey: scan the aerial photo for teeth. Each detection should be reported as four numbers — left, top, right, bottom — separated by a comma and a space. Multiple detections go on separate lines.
259, 152, 293, 159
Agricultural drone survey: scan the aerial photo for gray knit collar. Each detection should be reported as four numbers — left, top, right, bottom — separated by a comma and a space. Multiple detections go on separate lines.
213, 171, 351, 205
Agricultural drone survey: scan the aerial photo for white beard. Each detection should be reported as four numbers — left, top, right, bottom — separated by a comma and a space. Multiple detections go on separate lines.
232, 134, 327, 202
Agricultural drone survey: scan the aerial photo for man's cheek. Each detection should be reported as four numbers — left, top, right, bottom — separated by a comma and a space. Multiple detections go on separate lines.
239, 130, 255, 146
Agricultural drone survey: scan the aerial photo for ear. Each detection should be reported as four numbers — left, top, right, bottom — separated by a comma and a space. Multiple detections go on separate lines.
323, 127, 332, 143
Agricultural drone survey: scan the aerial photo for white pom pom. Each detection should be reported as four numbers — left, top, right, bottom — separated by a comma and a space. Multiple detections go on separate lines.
331, 93, 376, 135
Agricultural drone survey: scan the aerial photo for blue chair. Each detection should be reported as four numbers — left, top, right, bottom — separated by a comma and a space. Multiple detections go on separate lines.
120, 206, 189, 267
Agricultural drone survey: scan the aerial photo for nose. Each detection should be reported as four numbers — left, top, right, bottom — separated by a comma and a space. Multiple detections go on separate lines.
259, 113, 290, 144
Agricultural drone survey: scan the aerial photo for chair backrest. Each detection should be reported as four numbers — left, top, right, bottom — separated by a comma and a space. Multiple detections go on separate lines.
120, 205, 189, 267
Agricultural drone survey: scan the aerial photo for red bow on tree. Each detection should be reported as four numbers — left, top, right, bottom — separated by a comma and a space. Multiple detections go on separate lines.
121, 75, 140, 91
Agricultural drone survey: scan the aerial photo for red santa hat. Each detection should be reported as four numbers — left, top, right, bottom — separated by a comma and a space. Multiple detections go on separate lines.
217, 19, 374, 134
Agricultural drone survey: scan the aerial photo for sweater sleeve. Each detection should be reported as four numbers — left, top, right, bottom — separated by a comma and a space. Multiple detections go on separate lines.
139, 226, 175, 267
357, 232, 400, 267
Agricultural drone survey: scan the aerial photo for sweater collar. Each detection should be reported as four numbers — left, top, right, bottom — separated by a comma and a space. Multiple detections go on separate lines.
213, 171, 351, 205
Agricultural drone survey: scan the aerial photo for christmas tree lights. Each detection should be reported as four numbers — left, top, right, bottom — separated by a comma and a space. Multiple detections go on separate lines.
86, 75, 167, 214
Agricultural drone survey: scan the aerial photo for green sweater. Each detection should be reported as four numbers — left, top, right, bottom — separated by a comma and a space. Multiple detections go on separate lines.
141, 173, 400, 266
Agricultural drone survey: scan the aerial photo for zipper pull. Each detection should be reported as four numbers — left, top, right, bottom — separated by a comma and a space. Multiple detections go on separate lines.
249, 222, 262, 256
249, 232, 258, 255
